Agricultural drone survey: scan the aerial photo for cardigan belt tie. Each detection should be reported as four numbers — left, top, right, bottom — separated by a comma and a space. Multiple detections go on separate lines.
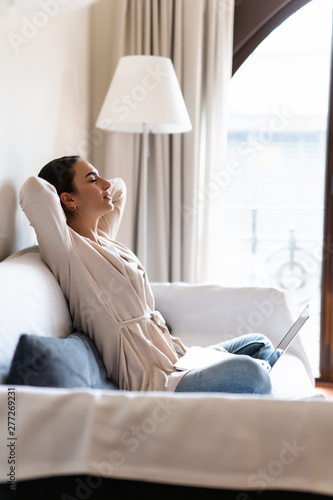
118, 310, 166, 328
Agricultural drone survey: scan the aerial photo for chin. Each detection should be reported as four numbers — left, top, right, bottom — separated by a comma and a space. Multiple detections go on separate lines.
105, 203, 114, 212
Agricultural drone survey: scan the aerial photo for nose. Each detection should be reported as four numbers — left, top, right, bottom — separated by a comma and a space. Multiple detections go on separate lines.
102, 177, 111, 190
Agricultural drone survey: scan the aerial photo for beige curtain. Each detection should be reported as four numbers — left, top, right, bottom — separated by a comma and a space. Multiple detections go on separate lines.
94, 0, 234, 283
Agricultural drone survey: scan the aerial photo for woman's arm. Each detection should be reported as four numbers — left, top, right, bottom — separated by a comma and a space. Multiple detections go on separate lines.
19, 176, 72, 274
97, 178, 127, 241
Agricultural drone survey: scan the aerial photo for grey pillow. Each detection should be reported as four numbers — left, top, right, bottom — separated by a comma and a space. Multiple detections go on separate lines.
6, 332, 118, 390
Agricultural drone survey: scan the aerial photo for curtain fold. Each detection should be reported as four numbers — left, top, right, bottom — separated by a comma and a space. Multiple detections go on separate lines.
97, 0, 234, 283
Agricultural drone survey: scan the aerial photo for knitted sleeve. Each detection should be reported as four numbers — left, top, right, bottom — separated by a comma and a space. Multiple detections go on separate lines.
19, 176, 72, 275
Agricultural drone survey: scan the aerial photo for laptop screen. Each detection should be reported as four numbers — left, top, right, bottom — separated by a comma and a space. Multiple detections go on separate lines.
268, 304, 309, 366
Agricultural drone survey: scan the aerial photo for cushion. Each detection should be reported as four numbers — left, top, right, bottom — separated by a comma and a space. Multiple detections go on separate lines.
0, 246, 72, 383
6, 332, 118, 390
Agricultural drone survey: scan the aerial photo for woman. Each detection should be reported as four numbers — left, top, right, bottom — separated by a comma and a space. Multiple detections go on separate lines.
20, 155, 278, 394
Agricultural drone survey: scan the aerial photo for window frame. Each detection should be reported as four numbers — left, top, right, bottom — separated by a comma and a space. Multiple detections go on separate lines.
232, 0, 333, 382
319, 51, 333, 382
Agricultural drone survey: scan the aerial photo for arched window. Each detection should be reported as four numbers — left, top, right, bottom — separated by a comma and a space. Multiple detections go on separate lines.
206, 0, 332, 378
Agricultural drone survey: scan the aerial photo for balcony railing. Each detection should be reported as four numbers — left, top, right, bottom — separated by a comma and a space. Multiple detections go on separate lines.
221, 205, 324, 377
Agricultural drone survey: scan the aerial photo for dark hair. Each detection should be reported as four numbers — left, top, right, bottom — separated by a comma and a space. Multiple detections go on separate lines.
38, 155, 81, 197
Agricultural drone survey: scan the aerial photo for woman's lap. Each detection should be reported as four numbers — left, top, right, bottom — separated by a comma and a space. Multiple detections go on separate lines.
175, 333, 277, 395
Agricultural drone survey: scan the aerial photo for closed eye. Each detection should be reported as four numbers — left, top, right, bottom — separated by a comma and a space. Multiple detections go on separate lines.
85, 170, 99, 182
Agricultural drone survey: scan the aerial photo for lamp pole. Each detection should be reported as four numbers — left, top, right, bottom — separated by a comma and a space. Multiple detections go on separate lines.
137, 123, 149, 268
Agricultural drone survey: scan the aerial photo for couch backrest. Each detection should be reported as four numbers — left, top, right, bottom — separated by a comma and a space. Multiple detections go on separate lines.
0, 246, 72, 383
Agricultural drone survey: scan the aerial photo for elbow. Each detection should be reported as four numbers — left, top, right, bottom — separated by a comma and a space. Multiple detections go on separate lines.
19, 176, 57, 209
19, 176, 39, 207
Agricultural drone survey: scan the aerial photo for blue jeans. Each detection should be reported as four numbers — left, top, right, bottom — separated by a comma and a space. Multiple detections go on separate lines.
175, 333, 280, 395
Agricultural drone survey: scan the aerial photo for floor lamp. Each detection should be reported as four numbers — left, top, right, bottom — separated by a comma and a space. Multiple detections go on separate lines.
96, 55, 192, 268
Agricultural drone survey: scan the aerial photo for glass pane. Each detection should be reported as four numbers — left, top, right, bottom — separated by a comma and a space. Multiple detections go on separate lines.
209, 0, 332, 377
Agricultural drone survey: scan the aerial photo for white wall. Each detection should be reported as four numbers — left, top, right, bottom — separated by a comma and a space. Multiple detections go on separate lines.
0, 3, 91, 259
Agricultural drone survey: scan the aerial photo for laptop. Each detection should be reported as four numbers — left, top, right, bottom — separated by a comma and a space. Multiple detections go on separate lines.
265, 304, 309, 371
174, 305, 309, 372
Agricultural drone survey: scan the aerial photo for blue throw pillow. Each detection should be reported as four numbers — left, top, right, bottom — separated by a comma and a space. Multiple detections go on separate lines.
6, 332, 118, 390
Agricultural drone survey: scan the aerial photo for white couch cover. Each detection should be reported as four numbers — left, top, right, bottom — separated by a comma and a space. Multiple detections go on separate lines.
1, 247, 332, 497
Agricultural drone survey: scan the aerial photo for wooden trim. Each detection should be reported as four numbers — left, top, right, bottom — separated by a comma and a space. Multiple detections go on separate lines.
319, 38, 333, 382
233, 0, 312, 74
315, 381, 333, 399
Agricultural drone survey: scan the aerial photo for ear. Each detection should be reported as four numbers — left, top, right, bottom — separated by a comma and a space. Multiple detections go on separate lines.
60, 192, 76, 209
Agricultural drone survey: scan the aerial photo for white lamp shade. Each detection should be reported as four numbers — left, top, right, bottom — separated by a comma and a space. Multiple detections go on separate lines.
96, 56, 192, 134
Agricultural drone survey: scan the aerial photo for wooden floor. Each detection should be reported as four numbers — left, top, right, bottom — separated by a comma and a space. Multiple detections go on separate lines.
315, 382, 333, 399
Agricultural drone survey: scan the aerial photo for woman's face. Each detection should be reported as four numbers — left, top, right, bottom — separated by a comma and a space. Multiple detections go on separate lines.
67, 159, 114, 217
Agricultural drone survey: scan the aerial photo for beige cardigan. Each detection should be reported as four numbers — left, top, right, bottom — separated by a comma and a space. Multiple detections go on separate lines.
20, 176, 188, 391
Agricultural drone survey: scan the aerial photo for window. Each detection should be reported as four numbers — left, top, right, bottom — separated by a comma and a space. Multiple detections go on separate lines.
206, 0, 332, 377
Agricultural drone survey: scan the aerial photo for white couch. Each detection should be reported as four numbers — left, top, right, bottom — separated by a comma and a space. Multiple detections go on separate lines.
1, 246, 332, 499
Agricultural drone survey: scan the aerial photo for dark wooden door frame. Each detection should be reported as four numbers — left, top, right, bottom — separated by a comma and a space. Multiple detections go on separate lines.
320, 40, 333, 382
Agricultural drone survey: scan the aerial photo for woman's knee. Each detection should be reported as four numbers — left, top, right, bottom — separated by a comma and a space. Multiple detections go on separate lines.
208, 355, 272, 394
175, 355, 272, 394
255, 333, 270, 343
251, 333, 275, 362
236, 356, 272, 394
251, 333, 274, 349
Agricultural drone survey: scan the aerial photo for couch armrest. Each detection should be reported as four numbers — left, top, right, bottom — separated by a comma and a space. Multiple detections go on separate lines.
151, 281, 313, 381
